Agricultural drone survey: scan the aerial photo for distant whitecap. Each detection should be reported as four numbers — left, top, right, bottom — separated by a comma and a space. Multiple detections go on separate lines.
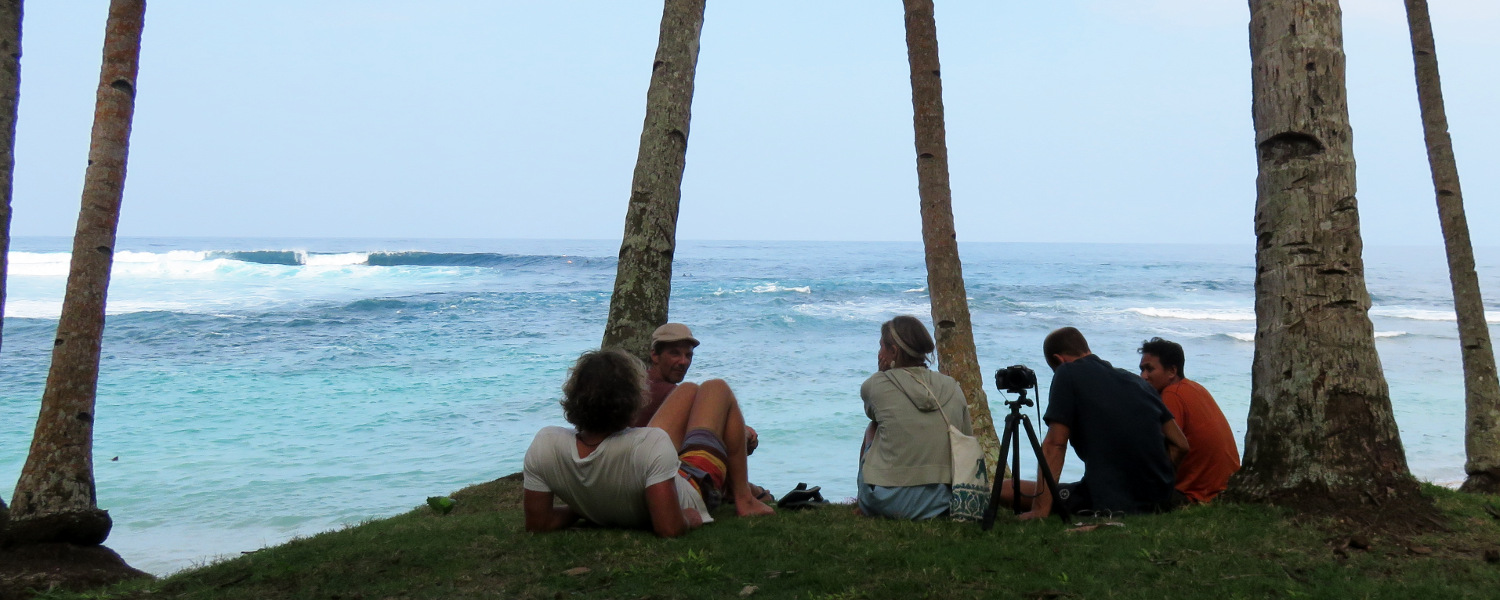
1128, 307, 1255, 321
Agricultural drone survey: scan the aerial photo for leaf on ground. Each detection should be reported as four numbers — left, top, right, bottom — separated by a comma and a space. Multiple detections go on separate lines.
739, 585, 759, 597
1066, 524, 1100, 533
426, 496, 456, 515
563, 567, 591, 576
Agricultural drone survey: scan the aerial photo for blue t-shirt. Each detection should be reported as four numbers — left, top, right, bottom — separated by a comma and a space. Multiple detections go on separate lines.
1043, 354, 1176, 514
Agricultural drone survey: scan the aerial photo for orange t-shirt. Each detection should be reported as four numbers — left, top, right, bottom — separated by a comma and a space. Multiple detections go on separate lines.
1159, 379, 1240, 503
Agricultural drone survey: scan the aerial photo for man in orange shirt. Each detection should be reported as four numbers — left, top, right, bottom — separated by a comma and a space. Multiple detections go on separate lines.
1137, 338, 1241, 503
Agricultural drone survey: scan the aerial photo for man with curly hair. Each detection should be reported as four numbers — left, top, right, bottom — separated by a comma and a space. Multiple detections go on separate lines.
522, 349, 773, 538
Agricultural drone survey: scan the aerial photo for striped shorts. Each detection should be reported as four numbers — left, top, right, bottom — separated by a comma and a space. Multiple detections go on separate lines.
677, 428, 728, 511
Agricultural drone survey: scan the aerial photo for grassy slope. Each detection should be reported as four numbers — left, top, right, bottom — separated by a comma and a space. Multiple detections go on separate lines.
42, 476, 1500, 600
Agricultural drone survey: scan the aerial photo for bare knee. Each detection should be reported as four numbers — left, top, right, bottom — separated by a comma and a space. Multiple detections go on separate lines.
699, 379, 734, 398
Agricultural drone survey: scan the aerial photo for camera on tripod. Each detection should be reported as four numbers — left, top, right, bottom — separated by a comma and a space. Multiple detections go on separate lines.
993, 364, 1037, 394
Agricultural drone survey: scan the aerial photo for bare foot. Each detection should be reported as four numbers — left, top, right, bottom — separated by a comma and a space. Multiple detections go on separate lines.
735, 497, 776, 517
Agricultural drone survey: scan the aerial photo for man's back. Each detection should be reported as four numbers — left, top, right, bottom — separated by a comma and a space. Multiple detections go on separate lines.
522, 427, 712, 528
1160, 379, 1240, 503
1044, 355, 1175, 513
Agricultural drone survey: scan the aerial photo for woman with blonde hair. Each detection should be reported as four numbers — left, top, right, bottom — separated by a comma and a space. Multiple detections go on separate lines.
857, 315, 972, 519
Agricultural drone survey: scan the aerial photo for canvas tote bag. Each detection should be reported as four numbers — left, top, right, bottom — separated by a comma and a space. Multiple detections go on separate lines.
909, 373, 992, 522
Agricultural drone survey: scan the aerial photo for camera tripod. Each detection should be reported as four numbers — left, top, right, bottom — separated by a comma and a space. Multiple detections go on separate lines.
980, 388, 1071, 529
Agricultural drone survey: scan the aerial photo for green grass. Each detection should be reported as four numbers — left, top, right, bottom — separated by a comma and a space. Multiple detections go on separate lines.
40, 477, 1500, 600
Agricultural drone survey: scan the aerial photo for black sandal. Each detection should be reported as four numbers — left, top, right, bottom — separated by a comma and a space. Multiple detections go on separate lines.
777, 482, 829, 510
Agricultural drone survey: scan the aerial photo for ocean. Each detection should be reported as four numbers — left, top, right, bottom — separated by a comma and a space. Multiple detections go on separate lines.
1, 237, 1496, 575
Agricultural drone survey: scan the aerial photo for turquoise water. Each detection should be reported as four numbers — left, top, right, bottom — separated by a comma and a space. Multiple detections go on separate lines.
1, 237, 1495, 575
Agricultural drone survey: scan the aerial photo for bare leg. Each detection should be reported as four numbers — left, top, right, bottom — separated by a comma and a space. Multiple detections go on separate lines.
996, 479, 1039, 511
648, 382, 700, 449
667, 379, 774, 517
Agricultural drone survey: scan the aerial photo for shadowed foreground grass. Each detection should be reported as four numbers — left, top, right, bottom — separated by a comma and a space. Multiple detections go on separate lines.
41, 476, 1500, 599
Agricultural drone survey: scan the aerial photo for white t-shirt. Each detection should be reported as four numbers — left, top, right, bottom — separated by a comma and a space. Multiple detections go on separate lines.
522, 426, 713, 528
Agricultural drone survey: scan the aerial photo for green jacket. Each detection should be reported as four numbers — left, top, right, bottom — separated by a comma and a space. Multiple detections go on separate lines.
860, 366, 971, 487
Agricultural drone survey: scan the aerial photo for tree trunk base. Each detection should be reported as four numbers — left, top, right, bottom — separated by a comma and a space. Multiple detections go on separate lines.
3, 509, 111, 547
1460, 470, 1500, 495
1223, 478, 1441, 535
0, 543, 150, 600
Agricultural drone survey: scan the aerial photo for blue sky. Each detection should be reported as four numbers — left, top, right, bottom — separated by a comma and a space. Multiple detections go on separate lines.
9, 0, 1498, 245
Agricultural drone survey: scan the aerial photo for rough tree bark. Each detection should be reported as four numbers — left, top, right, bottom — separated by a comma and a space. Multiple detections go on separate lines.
8, 0, 146, 547
601, 0, 705, 362
0, 0, 18, 360
1229, 0, 1422, 509
0, 0, 19, 544
1403, 0, 1500, 495
901, 0, 999, 469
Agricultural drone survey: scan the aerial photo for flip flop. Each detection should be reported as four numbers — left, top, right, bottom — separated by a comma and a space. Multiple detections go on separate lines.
777, 483, 830, 510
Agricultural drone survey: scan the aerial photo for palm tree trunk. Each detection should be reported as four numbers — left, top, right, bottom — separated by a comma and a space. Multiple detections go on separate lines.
8, 0, 146, 546
901, 0, 999, 470
0, 0, 19, 361
1403, 0, 1500, 494
601, 0, 705, 362
1229, 0, 1422, 509
0, 0, 21, 545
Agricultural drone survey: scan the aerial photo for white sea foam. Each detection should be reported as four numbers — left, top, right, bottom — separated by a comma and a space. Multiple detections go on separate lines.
1370, 307, 1500, 324
904, 287, 926, 293
793, 299, 928, 321
305, 253, 369, 266
1127, 307, 1255, 321
1374, 331, 1409, 338
751, 283, 811, 294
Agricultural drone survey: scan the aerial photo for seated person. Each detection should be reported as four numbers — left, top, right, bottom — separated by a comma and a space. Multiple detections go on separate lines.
857, 316, 972, 520
998, 327, 1190, 518
522, 350, 772, 538
1138, 337, 1240, 503
635, 323, 759, 456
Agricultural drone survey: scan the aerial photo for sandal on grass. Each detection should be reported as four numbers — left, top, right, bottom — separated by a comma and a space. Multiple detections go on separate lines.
777, 482, 830, 510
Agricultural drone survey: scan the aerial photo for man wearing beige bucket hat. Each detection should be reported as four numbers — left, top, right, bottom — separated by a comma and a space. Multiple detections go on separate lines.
641, 323, 775, 486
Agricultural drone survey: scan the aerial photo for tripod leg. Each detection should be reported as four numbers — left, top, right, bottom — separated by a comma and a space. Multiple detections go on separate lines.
1020, 416, 1070, 522
981, 413, 1019, 531
1010, 420, 1023, 514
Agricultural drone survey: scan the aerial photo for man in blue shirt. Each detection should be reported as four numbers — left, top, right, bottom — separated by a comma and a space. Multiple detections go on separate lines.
998, 327, 1189, 518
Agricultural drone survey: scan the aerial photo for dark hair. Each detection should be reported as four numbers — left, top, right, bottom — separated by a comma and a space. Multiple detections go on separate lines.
1042, 327, 1091, 369
881, 315, 935, 368
1138, 337, 1186, 379
560, 349, 647, 434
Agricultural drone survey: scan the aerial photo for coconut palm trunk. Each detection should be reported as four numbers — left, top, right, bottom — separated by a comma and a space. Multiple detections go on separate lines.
1229, 0, 1421, 508
1403, 0, 1500, 494
8, 0, 146, 546
900, 0, 999, 468
600, 0, 705, 361
0, 0, 21, 542
0, 0, 19, 358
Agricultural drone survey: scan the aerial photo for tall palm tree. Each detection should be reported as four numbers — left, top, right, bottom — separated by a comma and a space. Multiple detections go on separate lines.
1230, 0, 1421, 507
8, 0, 146, 546
601, 0, 705, 362
0, 0, 21, 541
900, 0, 999, 466
1403, 0, 1500, 494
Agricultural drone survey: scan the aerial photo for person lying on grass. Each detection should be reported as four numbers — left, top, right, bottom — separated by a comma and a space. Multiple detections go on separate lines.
522, 349, 774, 538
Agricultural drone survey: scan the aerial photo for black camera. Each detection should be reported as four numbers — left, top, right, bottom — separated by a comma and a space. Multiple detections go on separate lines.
993, 364, 1037, 394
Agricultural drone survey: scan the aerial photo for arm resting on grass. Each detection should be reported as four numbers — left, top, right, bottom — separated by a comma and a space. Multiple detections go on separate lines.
646, 479, 700, 538
1020, 423, 1071, 521
1162, 420, 1190, 467
523, 490, 580, 533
